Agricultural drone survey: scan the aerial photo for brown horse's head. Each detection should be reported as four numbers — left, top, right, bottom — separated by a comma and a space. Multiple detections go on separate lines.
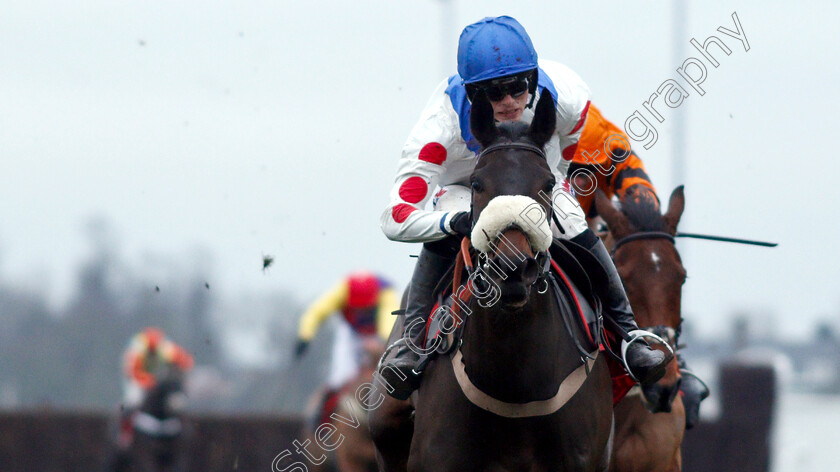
467, 89, 557, 309
595, 185, 686, 412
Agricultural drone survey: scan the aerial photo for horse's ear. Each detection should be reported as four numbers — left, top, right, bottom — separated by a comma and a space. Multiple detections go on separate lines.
662, 186, 685, 235
470, 90, 500, 147
594, 189, 631, 238
527, 88, 556, 148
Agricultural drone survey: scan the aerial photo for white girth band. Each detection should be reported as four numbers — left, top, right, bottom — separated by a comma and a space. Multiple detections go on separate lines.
451, 348, 600, 418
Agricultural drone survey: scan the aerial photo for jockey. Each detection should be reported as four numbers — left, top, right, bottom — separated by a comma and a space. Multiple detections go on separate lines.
377, 15, 673, 401
571, 106, 711, 428
569, 103, 657, 218
294, 271, 398, 425
119, 327, 193, 446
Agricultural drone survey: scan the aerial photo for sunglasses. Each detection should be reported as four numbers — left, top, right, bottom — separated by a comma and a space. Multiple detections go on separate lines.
467, 76, 530, 102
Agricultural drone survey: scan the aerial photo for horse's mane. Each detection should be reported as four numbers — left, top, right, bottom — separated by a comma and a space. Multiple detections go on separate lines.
618, 186, 665, 232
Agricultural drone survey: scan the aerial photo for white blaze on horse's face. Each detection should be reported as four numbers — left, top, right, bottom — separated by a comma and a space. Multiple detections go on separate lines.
650, 251, 661, 272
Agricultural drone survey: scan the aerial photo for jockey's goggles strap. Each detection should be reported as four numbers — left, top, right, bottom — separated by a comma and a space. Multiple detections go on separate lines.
478, 142, 547, 162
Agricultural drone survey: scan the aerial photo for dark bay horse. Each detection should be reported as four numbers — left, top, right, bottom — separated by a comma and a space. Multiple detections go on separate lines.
303, 337, 383, 472
370, 90, 614, 471
594, 186, 686, 472
332, 338, 384, 472
121, 368, 189, 472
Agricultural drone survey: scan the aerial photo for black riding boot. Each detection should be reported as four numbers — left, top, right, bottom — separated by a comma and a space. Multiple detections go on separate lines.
678, 353, 710, 429
571, 230, 673, 385
377, 241, 455, 400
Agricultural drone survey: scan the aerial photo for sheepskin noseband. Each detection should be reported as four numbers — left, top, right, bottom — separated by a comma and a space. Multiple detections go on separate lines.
471, 195, 552, 254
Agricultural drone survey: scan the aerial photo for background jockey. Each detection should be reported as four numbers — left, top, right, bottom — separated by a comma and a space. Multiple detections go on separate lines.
570, 106, 710, 429
294, 271, 398, 426
376, 15, 671, 401
119, 327, 193, 447
569, 103, 657, 219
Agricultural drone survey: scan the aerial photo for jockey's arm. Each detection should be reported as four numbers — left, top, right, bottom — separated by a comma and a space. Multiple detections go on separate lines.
611, 151, 656, 200
375, 287, 400, 341
125, 349, 156, 389
380, 78, 467, 243
536, 61, 593, 241
163, 343, 194, 372
297, 279, 349, 341
540, 59, 591, 183
569, 104, 657, 217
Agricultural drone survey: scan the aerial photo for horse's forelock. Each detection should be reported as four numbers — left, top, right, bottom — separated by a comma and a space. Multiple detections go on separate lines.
498, 122, 530, 140
619, 188, 666, 232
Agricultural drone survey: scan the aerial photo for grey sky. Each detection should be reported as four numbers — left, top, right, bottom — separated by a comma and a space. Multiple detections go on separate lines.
1, 0, 837, 343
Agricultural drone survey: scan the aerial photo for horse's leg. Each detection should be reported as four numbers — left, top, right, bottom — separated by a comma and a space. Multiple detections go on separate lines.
597, 414, 615, 472
611, 395, 686, 472
369, 387, 414, 471
369, 314, 414, 471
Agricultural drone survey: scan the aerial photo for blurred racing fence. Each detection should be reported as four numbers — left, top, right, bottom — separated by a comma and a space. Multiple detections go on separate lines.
683, 362, 776, 471
0, 410, 308, 472
0, 362, 774, 471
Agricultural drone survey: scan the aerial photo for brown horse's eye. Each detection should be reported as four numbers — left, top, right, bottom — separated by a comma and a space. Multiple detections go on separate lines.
471, 180, 483, 193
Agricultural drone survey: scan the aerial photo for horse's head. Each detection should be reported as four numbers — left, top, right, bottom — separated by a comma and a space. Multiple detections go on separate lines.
595, 185, 686, 411
467, 89, 557, 309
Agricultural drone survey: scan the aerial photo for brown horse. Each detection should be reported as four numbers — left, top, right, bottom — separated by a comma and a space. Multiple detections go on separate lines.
332, 338, 384, 472
301, 337, 384, 472
370, 89, 614, 471
594, 186, 686, 472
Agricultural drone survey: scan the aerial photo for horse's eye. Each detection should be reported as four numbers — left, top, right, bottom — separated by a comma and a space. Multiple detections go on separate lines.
471, 180, 483, 193
544, 181, 556, 194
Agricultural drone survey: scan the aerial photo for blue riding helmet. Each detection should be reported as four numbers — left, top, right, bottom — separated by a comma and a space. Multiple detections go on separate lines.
457, 16, 539, 85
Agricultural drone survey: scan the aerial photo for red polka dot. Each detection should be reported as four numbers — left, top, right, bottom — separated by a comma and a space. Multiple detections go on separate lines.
391, 204, 418, 223
419, 142, 447, 165
570, 100, 591, 134
398, 177, 428, 204
562, 143, 579, 161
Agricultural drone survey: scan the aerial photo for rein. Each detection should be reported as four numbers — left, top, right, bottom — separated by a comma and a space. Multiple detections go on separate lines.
447, 235, 597, 418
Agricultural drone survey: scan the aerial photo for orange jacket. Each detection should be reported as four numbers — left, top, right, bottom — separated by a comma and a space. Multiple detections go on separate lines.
570, 104, 657, 217
123, 332, 194, 389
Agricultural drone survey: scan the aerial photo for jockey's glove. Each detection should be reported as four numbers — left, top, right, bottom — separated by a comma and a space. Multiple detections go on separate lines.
294, 339, 309, 359
449, 211, 473, 238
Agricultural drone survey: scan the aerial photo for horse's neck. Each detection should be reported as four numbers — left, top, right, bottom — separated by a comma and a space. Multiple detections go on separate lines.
460, 293, 570, 403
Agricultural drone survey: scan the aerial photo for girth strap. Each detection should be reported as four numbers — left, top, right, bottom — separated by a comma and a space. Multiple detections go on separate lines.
451, 348, 599, 418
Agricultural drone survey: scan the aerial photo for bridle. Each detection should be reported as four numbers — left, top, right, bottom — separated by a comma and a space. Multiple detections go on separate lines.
471, 140, 554, 290
609, 230, 683, 353
611, 231, 675, 254
477, 141, 547, 161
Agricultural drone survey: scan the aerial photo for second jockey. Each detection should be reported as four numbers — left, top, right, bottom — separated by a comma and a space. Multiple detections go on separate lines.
571, 104, 711, 429
295, 271, 398, 426
377, 16, 673, 401
119, 327, 193, 447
